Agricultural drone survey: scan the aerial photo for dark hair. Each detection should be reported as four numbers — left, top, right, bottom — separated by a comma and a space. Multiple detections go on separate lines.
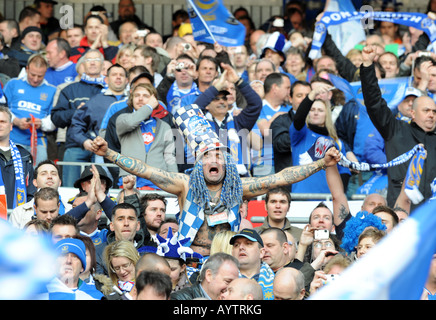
172, 9, 189, 24
372, 205, 399, 227
49, 37, 72, 58
73, 234, 97, 274
34, 159, 60, 179
84, 14, 104, 26
140, 193, 167, 212
34, 187, 59, 207
308, 202, 333, 223
50, 214, 79, 234
176, 53, 196, 65
290, 80, 310, 96
264, 72, 286, 94
265, 187, 291, 206
107, 63, 128, 78
19, 6, 40, 25
196, 55, 218, 71
111, 202, 138, 219
135, 270, 172, 299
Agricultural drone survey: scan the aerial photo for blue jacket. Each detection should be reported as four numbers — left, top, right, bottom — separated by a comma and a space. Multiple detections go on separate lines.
51, 78, 105, 130
289, 96, 350, 194
68, 90, 127, 149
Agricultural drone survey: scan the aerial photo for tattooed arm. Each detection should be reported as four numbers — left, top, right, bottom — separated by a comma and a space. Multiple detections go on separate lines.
90, 136, 189, 197
325, 163, 351, 226
242, 147, 341, 198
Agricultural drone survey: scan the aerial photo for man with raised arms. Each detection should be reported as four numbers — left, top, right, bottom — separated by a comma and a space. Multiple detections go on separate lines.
90, 116, 340, 257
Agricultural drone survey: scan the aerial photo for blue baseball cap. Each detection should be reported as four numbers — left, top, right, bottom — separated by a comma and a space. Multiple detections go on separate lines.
230, 228, 264, 247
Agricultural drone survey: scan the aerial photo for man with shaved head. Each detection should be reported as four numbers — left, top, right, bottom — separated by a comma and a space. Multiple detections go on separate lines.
361, 45, 436, 208
273, 267, 305, 300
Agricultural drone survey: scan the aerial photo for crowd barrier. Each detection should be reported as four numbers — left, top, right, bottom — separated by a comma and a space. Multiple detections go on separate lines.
5, 161, 366, 228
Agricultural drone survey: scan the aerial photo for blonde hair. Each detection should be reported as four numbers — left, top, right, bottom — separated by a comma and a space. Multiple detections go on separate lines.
306, 99, 340, 148
103, 240, 140, 284
116, 43, 136, 64
210, 230, 237, 255
127, 82, 157, 110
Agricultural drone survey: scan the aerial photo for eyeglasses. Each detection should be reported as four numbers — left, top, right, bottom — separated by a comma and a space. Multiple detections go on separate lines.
313, 241, 334, 249
111, 261, 132, 273
84, 58, 103, 63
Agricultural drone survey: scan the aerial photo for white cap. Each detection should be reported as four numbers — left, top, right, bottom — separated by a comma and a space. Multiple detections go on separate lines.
403, 87, 422, 99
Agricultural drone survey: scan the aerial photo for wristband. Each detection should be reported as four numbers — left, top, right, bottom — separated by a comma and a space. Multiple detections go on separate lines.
115, 153, 121, 164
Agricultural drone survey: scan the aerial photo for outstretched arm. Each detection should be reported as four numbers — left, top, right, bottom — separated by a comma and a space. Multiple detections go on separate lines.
241, 147, 341, 198
90, 136, 189, 197
325, 163, 350, 226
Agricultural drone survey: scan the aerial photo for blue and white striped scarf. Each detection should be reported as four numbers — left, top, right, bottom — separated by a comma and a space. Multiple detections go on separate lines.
0, 140, 27, 208
307, 137, 428, 203
167, 81, 198, 114
306, 136, 425, 172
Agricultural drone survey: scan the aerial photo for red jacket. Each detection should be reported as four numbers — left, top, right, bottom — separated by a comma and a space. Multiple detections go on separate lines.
69, 36, 118, 64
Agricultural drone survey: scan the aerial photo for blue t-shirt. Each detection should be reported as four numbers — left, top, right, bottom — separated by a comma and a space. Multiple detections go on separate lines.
289, 123, 351, 194
44, 62, 78, 87
4, 78, 56, 146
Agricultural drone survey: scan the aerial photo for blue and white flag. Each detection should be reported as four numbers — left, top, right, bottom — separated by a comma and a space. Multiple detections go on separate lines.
0, 220, 56, 299
350, 77, 409, 110
324, 0, 366, 57
310, 198, 436, 300
310, 11, 436, 59
186, 0, 246, 47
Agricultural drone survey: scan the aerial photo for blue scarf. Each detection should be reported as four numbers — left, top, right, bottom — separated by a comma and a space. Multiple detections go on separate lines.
257, 262, 275, 300
306, 136, 425, 173
404, 146, 427, 204
309, 11, 436, 60
167, 81, 198, 114
0, 140, 27, 208
80, 73, 107, 88
308, 137, 428, 203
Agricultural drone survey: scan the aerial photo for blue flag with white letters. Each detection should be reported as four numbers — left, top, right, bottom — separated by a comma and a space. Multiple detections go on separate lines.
186, 0, 246, 47
310, 198, 436, 300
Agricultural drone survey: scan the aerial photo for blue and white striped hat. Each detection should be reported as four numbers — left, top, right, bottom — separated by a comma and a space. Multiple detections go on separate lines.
173, 104, 229, 161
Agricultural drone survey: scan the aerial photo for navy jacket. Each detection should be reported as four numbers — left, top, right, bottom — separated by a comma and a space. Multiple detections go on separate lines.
68, 91, 127, 149
51, 80, 105, 130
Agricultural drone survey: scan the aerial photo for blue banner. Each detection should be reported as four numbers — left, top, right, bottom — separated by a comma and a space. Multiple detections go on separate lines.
350, 77, 409, 110
309, 11, 436, 59
186, 0, 246, 47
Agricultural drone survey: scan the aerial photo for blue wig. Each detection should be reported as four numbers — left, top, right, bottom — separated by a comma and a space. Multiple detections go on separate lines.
188, 150, 243, 209
340, 211, 387, 254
